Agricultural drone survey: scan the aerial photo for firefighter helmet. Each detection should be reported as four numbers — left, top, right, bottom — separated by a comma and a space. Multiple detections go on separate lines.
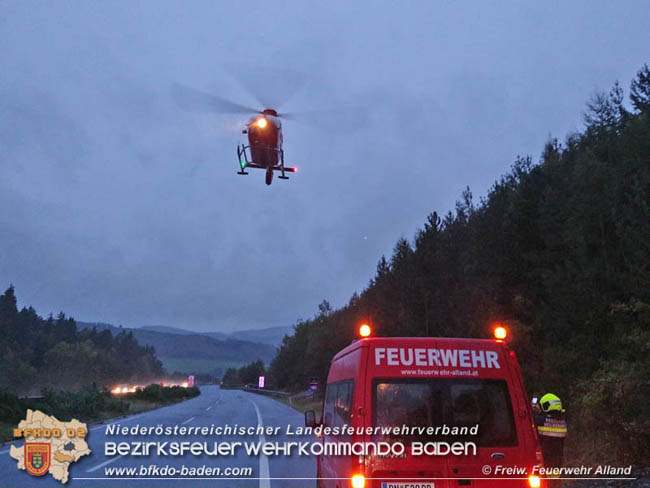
540, 393, 563, 412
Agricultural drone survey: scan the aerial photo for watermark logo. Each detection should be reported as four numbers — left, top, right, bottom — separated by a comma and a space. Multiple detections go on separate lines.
9, 409, 91, 484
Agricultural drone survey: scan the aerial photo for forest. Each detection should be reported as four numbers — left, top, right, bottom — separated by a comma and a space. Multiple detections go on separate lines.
266, 64, 650, 464
0, 286, 164, 394
221, 360, 266, 387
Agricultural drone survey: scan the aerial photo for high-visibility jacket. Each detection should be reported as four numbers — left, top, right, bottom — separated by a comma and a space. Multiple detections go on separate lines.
535, 411, 567, 438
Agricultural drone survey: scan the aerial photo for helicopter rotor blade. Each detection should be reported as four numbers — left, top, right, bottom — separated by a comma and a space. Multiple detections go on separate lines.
225, 63, 308, 111
277, 106, 372, 133
171, 83, 261, 115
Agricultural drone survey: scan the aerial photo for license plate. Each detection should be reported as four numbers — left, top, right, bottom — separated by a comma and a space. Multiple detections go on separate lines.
381, 483, 434, 488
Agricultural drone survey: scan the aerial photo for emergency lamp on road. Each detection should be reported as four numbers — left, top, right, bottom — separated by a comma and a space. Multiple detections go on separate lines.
351, 474, 365, 488
493, 325, 508, 340
359, 324, 372, 338
528, 474, 541, 488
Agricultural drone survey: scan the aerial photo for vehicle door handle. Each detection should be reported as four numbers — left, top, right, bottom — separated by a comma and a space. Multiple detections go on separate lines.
491, 452, 505, 459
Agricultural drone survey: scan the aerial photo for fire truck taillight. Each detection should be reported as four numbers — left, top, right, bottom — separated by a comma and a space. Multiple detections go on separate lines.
359, 324, 371, 338
351, 474, 365, 488
528, 474, 541, 488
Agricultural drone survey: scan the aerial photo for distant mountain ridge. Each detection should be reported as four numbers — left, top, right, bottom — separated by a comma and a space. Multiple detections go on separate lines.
228, 326, 292, 346
137, 324, 292, 346
76, 322, 287, 377
138, 325, 228, 341
77, 322, 292, 347
139, 325, 217, 336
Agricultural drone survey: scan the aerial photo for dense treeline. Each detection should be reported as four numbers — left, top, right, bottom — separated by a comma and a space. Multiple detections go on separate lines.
269, 65, 650, 463
0, 286, 164, 394
221, 360, 265, 387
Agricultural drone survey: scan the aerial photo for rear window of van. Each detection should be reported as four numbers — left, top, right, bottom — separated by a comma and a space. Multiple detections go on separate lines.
372, 378, 517, 446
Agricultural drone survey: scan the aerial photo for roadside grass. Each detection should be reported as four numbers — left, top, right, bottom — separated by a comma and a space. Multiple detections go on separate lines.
276, 392, 323, 422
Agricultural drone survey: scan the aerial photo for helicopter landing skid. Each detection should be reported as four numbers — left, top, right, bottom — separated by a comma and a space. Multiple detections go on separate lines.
236, 145, 296, 180
236, 144, 250, 175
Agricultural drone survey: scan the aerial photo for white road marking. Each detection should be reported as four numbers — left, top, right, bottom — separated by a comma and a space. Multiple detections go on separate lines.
181, 417, 195, 425
251, 400, 271, 488
206, 406, 212, 411
86, 455, 124, 472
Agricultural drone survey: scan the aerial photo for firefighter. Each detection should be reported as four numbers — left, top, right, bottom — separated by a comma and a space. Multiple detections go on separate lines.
535, 393, 567, 469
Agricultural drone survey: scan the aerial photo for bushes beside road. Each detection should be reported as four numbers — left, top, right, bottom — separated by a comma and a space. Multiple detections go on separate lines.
127, 384, 200, 403
0, 384, 200, 442
0, 387, 128, 426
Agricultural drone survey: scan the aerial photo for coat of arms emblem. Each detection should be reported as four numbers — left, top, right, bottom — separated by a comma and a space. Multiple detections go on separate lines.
25, 443, 51, 476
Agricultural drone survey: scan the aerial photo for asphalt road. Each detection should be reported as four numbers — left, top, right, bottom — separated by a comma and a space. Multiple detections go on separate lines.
0, 386, 316, 488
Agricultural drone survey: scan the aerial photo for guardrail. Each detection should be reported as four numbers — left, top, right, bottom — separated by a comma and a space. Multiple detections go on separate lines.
219, 384, 290, 398
242, 386, 290, 398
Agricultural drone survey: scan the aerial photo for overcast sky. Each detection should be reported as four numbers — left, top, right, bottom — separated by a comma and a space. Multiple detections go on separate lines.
1, 1, 649, 332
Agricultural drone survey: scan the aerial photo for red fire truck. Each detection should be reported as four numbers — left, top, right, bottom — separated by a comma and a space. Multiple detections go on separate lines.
305, 326, 545, 488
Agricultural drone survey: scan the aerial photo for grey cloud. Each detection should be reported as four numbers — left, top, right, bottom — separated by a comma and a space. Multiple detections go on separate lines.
1, 0, 649, 331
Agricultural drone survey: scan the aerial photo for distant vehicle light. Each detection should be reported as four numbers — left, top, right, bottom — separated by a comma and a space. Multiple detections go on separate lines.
359, 324, 372, 338
528, 474, 541, 488
494, 325, 508, 340
181, 381, 189, 388
256, 117, 268, 128
351, 474, 365, 488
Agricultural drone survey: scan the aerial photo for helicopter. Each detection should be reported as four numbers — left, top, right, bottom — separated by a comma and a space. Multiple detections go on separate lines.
172, 84, 298, 186
238, 109, 296, 185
